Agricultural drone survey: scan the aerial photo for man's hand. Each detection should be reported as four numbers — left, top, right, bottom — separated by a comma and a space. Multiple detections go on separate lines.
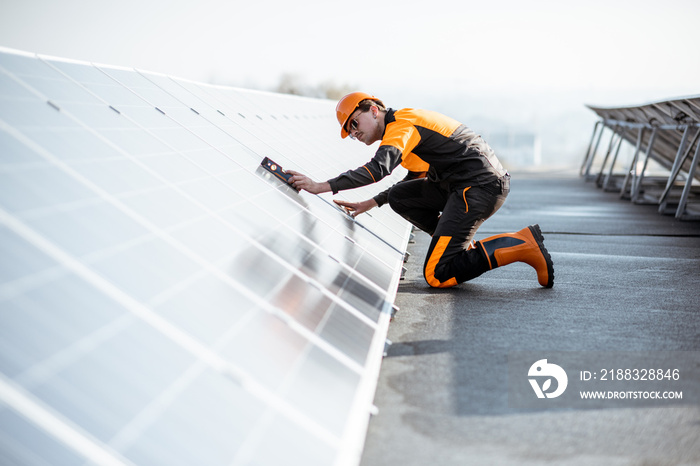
287, 170, 331, 194
334, 199, 378, 218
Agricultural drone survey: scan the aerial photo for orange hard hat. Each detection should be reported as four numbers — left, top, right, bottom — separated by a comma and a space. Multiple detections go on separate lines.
336, 92, 382, 139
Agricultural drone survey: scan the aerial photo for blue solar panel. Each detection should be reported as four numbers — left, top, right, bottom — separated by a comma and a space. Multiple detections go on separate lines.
0, 47, 411, 465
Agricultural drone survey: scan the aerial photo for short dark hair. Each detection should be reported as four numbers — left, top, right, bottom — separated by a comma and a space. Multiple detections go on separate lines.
356, 98, 386, 113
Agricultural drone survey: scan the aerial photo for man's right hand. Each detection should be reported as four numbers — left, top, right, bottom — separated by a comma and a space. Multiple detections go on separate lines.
287, 171, 331, 194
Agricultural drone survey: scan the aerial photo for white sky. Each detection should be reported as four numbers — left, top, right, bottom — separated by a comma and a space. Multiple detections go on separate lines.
1, 0, 699, 161
2, 0, 698, 95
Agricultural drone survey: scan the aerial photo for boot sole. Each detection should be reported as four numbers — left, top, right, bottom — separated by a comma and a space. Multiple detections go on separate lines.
528, 224, 554, 288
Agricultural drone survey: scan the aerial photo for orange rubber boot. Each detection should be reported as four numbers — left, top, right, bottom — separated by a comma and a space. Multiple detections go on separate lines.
477, 224, 554, 287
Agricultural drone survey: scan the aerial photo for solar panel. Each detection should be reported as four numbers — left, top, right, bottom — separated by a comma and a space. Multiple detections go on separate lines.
586, 96, 700, 178
0, 47, 411, 465
582, 96, 700, 219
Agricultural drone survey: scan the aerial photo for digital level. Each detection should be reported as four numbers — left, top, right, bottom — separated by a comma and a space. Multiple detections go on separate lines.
260, 157, 294, 185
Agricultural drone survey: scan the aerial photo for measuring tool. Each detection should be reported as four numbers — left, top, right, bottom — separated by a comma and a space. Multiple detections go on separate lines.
261, 157, 294, 185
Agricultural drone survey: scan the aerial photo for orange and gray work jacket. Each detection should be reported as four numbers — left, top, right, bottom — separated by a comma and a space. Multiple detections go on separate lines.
327, 108, 507, 206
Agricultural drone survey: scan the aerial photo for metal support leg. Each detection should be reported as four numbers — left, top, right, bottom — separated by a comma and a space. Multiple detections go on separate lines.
603, 128, 626, 191
584, 122, 606, 179
659, 127, 699, 212
620, 127, 645, 199
596, 125, 620, 187
632, 127, 658, 204
675, 138, 700, 219
581, 121, 601, 176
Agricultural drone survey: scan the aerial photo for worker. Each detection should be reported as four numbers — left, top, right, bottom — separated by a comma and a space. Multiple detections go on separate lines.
287, 92, 553, 288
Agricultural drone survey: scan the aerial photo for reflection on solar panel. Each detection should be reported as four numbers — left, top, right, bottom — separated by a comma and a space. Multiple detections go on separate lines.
581, 96, 700, 220
0, 47, 412, 465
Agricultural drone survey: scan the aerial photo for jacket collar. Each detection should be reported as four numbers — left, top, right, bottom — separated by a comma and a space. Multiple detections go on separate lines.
382, 108, 396, 138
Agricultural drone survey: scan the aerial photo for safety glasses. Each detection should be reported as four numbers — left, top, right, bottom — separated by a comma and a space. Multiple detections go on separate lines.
346, 112, 361, 139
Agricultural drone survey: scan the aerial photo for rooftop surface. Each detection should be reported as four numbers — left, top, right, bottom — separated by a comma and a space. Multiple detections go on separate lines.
361, 170, 700, 466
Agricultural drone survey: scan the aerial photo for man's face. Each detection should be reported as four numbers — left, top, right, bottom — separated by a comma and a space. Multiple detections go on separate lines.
347, 107, 380, 145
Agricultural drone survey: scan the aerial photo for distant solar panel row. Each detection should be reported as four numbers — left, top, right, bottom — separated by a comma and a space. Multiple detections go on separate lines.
582, 96, 700, 219
0, 48, 411, 465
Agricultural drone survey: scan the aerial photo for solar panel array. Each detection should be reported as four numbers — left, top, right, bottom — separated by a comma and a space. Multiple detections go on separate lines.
586, 97, 700, 176
0, 48, 412, 466
582, 96, 700, 219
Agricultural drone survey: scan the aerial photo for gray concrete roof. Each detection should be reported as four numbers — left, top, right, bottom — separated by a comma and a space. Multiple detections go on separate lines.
361, 170, 700, 466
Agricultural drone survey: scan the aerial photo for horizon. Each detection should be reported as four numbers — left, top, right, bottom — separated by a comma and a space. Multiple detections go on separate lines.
2, 0, 698, 167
